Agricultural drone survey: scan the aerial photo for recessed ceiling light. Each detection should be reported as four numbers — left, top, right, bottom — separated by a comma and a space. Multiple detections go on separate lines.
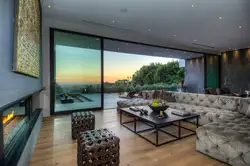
112, 20, 115, 23
148, 29, 151, 31
219, 16, 222, 20
174, 35, 176, 37
48, 5, 51, 8
212, 44, 214, 46
191, 4, 195, 7
239, 25, 242, 28
194, 39, 197, 42
118, 48, 120, 50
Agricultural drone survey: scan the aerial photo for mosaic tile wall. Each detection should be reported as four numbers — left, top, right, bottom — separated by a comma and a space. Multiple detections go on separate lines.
221, 49, 250, 93
14, 0, 40, 78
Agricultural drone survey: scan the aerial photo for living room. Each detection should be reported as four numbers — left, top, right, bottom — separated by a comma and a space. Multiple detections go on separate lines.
0, 0, 250, 166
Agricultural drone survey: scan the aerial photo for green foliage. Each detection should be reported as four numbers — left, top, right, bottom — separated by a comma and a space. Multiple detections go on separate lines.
132, 61, 184, 85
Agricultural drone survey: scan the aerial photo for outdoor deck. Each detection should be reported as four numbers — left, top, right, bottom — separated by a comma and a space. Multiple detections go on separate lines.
55, 93, 126, 112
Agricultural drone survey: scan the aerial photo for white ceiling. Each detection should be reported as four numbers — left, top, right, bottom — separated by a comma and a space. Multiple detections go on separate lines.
41, 0, 250, 55
104, 39, 203, 59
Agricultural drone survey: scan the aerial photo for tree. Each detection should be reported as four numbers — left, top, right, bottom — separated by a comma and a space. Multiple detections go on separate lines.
132, 61, 183, 85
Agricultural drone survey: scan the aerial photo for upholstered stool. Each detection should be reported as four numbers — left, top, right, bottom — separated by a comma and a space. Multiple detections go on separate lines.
77, 128, 120, 166
71, 111, 95, 139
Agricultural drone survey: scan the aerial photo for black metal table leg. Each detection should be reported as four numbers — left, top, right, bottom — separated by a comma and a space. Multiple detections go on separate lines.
120, 109, 122, 124
196, 118, 199, 128
156, 125, 159, 146
134, 117, 137, 132
178, 121, 181, 138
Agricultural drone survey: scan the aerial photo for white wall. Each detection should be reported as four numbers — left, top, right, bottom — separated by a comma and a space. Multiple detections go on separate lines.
41, 18, 168, 117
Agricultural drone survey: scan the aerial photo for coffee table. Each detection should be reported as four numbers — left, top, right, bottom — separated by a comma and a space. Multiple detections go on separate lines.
120, 106, 200, 147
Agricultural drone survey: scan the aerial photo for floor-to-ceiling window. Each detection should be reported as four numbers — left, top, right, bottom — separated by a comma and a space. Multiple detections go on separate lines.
50, 29, 202, 113
103, 39, 185, 109
51, 30, 102, 113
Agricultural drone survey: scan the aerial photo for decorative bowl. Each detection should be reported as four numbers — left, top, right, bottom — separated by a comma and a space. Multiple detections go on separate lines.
148, 105, 169, 113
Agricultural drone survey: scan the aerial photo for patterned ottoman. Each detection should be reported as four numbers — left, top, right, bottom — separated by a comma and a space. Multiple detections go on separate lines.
77, 128, 120, 166
71, 111, 95, 139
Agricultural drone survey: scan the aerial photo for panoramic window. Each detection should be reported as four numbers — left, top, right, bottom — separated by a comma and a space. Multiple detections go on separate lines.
103, 40, 185, 109
53, 31, 102, 113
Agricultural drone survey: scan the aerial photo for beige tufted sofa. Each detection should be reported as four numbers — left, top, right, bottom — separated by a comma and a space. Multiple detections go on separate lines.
117, 91, 250, 165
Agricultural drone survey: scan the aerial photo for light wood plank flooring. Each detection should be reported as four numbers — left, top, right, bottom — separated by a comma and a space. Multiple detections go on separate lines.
30, 109, 227, 166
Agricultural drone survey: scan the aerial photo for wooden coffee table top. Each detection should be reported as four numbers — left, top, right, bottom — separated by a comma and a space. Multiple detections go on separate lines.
120, 106, 199, 126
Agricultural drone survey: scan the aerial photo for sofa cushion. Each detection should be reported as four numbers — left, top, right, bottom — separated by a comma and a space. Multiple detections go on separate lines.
173, 92, 242, 112
117, 98, 152, 108
207, 88, 218, 95
161, 91, 176, 102
146, 90, 155, 100
196, 117, 250, 166
153, 90, 162, 99
245, 105, 250, 118
141, 91, 147, 99
168, 102, 244, 125
238, 98, 250, 115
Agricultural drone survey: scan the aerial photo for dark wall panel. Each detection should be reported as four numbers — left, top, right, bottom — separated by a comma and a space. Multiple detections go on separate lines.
221, 49, 250, 93
185, 57, 204, 93
206, 55, 219, 89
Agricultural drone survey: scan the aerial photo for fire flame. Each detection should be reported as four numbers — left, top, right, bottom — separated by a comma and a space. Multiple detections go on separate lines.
3, 111, 14, 124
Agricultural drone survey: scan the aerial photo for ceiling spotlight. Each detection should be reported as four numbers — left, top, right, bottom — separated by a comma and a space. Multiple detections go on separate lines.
118, 48, 120, 50
112, 20, 115, 23
219, 16, 222, 20
191, 4, 195, 7
239, 25, 242, 28
174, 35, 176, 37
48, 5, 51, 8
212, 44, 214, 46
148, 29, 151, 31
194, 39, 197, 42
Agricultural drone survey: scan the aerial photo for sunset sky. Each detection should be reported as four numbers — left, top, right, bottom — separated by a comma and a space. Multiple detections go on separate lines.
55, 45, 178, 84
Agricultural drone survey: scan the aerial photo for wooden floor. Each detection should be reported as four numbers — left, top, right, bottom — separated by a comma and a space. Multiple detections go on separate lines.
30, 109, 227, 166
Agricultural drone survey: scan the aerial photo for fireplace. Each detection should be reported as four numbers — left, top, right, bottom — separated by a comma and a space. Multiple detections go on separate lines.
0, 92, 42, 166
2, 101, 27, 150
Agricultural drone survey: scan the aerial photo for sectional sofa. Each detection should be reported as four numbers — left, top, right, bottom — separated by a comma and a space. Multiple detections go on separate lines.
117, 90, 250, 166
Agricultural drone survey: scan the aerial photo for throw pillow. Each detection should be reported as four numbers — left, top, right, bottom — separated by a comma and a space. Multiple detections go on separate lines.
240, 101, 250, 116
147, 90, 155, 99
245, 104, 250, 118
153, 90, 162, 99
141, 91, 147, 99
161, 91, 176, 102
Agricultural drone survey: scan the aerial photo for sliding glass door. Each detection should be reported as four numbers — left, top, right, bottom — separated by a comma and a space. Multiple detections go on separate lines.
51, 30, 102, 113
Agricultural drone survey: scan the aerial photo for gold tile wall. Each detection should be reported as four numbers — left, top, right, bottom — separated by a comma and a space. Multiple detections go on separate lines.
14, 0, 40, 78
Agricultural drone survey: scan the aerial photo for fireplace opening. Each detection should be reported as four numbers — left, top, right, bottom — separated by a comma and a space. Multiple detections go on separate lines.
2, 101, 26, 149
